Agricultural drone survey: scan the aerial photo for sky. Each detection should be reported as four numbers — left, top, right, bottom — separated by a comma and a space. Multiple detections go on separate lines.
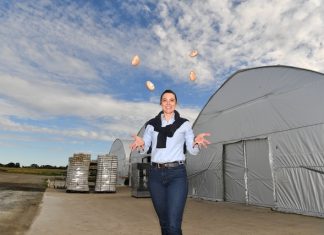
1, 0, 324, 166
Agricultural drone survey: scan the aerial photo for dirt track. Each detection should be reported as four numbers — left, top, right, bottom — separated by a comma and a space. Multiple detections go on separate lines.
27, 187, 324, 235
0, 172, 47, 235
1, 172, 323, 235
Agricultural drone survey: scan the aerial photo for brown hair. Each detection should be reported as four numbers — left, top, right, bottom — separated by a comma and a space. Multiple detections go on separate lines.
160, 89, 177, 104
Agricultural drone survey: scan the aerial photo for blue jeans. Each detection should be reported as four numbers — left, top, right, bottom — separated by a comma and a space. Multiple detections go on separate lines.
148, 164, 188, 235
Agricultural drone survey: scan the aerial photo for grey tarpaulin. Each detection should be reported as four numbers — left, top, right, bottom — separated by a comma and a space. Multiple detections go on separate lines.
186, 65, 324, 217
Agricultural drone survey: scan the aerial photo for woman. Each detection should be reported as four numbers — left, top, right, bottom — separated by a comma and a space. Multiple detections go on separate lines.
131, 89, 210, 235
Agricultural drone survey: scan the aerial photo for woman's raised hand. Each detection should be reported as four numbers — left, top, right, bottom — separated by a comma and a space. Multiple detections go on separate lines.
194, 132, 211, 148
130, 134, 145, 151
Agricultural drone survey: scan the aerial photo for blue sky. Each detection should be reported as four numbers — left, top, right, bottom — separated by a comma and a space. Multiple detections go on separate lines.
1, 0, 323, 166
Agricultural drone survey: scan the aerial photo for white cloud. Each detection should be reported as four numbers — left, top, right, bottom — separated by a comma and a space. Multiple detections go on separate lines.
3, 1, 324, 88
146, 0, 324, 81
0, 73, 200, 140
1, 0, 324, 153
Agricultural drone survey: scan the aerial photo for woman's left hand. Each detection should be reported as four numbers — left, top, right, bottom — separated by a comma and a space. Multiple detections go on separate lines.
194, 132, 211, 148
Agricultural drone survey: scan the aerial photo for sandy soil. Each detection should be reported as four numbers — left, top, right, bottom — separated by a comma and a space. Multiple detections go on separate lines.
0, 172, 47, 235
27, 187, 324, 235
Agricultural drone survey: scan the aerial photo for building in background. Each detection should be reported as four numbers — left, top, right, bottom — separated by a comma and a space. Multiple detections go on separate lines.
187, 65, 324, 218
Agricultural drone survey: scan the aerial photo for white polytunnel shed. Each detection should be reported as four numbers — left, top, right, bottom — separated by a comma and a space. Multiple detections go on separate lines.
109, 139, 132, 185
130, 125, 149, 162
129, 124, 150, 163
186, 65, 324, 217
109, 126, 150, 187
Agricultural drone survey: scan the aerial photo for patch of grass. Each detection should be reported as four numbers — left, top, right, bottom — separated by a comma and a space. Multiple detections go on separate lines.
0, 167, 66, 176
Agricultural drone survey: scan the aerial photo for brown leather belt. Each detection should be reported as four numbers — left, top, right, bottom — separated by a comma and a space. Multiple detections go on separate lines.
151, 161, 185, 169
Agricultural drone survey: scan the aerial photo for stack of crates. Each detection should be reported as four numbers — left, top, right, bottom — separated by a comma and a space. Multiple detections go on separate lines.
95, 154, 118, 193
131, 156, 151, 198
66, 153, 91, 192
88, 160, 97, 191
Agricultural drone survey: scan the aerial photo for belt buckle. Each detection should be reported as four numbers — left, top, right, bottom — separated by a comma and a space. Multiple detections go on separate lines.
154, 162, 183, 168
166, 162, 177, 168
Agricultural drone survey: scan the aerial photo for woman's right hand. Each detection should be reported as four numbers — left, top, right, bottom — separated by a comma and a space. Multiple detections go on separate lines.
130, 135, 145, 151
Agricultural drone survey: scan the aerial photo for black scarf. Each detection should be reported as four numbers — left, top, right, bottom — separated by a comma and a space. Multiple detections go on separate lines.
146, 110, 188, 148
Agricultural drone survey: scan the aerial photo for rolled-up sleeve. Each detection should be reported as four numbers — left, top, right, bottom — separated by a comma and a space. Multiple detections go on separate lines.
184, 122, 200, 155
141, 125, 154, 153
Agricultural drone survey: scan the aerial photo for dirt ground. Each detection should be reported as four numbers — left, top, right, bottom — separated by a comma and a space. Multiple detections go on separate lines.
27, 187, 323, 235
1, 172, 323, 235
0, 172, 47, 235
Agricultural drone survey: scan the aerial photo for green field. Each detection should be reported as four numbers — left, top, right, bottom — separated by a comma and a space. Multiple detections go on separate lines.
0, 167, 66, 176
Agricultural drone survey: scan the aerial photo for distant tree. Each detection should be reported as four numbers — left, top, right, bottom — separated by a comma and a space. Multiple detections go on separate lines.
30, 163, 39, 168
40, 165, 54, 169
15, 162, 20, 168
6, 162, 16, 168
38, 165, 68, 169
0, 163, 4, 167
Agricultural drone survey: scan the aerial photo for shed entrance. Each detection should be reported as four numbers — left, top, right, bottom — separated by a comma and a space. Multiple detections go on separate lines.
224, 139, 275, 207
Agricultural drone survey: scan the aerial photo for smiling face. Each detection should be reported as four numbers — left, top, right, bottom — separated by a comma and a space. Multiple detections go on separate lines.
161, 92, 177, 115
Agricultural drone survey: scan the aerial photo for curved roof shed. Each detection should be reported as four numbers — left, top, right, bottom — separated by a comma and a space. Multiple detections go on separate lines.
109, 126, 150, 186
109, 139, 132, 185
186, 65, 324, 217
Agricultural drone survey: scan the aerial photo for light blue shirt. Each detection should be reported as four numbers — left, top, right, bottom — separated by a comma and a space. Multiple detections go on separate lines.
142, 113, 199, 163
